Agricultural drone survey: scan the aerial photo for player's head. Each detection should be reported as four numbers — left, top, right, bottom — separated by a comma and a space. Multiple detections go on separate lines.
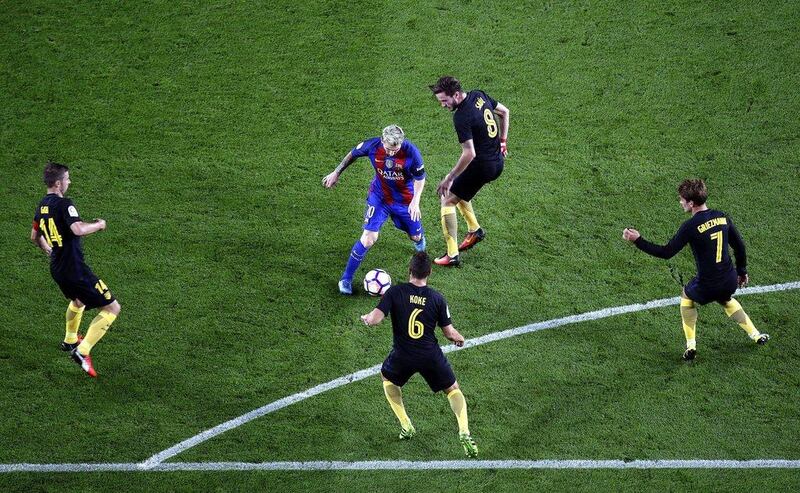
677, 179, 708, 211
429, 76, 463, 111
43, 162, 71, 194
381, 124, 405, 156
409, 251, 432, 280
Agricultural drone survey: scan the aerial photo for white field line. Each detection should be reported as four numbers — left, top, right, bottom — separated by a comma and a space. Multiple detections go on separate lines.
1, 281, 797, 474
143, 281, 800, 468
3, 459, 800, 473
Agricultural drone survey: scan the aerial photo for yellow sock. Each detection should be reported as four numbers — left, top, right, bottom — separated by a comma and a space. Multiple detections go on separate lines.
440, 206, 458, 257
447, 388, 470, 434
723, 299, 760, 340
680, 296, 697, 350
383, 381, 412, 430
77, 311, 117, 356
64, 301, 84, 344
456, 201, 480, 232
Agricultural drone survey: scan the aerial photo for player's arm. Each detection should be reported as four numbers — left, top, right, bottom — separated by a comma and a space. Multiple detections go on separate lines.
360, 308, 385, 326
494, 102, 510, 156
441, 324, 465, 347
437, 140, 475, 197
322, 151, 356, 188
70, 219, 106, 237
408, 177, 425, 221
623, 226, 689, 259
728, 219, 749, 286
30, 226, 52, 256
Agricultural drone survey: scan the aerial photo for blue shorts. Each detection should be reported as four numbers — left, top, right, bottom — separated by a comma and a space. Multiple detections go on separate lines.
381, 348, 456, 393
684, 273, 738, 305
363, 193, 423, 237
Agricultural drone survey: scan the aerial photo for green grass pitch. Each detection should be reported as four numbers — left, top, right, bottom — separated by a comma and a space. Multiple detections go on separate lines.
1, 0, 799, 491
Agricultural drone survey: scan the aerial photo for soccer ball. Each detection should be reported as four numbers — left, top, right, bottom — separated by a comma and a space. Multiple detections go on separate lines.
364, 269, 391, 296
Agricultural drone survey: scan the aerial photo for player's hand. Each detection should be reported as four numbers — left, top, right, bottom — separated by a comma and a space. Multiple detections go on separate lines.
451, 333, 465, 347
500, 138, 508, 157
738, 274, 749, 288
95, 219, 107, 231
360, 314, 370, 326
322, 172, 339, 188
622, 228, 640, 242
408, 202, 421, 222
437, 175, 453, 197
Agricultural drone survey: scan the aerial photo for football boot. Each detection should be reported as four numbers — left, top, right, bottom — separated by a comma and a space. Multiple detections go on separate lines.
434, 254, 460, 267
458, 228, 485, 252
70, 348, 97, 378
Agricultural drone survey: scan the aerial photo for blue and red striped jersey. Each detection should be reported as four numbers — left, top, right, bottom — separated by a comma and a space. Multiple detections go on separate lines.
351, 137, 426, 205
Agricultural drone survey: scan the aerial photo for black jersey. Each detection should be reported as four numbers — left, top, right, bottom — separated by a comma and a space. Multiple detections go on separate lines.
453, 90, 503, 163
377, 282, 452, 359
635, 209, 747, 283
33, 194, 90, 280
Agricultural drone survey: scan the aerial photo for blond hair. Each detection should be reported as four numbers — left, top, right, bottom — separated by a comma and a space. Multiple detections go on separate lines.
381, 124, 405, 147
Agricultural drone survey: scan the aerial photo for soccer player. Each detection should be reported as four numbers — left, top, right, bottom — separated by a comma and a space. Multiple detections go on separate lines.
623, 179, 769, 360
323, 124, 427, 295
31, 162, 121, 377
360, 252, 478, 457
429, 76, 510, 266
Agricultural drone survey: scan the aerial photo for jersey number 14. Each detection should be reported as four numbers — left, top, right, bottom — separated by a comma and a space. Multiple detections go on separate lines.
39, 218, 63, 247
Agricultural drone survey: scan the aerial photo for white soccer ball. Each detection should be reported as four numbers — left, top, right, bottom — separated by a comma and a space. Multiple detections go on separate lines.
364, 269, 392, 296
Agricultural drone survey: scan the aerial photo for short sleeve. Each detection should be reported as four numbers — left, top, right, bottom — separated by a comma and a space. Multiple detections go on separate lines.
453, 111, 472, 143
62, 199, 82, 226
406, 144, 426, 179
351, 137, 378, 159
437, 293, 452, 327
483, 91, 498, 109
376, 286, 395, 315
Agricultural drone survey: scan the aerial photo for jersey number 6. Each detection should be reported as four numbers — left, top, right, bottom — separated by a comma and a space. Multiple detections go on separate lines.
408, 308, 424, 339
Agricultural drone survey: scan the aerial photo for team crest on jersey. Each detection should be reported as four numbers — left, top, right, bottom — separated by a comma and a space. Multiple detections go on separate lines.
68, 206, 79, 217
385, 159, 394, 169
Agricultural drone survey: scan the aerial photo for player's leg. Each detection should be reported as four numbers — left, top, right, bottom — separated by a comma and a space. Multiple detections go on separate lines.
381, 375, 415, 439
721, 298, 769, 344
388, 203, 426, 252
680, 289, 698, 360
456, 200, 485, 251
78, 299, 120, 355
61, 298, 85, 351
436, 192, 461, 266
422, 355, 477, 457
443, 381, 478, 458
340, 229, 379, 295
71, 278, 120, 377
339, 198, 388, 295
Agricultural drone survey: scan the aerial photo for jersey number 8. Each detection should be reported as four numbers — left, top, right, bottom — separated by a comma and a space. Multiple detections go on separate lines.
483, 109, 498, 138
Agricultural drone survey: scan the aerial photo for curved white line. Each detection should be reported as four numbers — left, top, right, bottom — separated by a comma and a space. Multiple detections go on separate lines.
3, 459, 800, 473
141, 281, 800, 468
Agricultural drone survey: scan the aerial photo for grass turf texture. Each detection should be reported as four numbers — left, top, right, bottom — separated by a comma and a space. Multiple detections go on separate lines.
1, 0, 799, 491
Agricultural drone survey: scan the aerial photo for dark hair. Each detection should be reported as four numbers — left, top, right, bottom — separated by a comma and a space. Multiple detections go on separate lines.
43, 162, 69, 187
677, 179, 708, 205
429, 76, 461, 96
409, 251, 432, 279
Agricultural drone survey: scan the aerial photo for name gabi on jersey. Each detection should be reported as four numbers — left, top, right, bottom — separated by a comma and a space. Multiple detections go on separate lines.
697, 217, 727, 233
409, 295, 427, 306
